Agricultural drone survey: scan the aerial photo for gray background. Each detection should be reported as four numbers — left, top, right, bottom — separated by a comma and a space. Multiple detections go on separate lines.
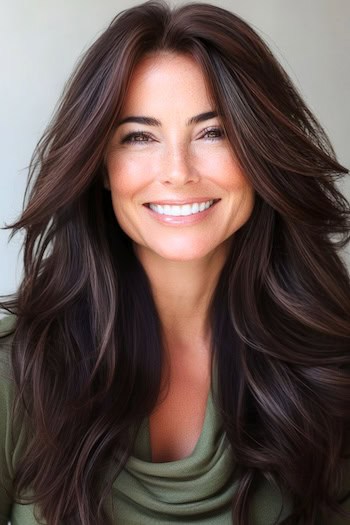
1, 0, 349, 299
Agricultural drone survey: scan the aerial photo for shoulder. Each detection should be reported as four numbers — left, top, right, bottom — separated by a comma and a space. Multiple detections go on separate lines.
0, 314, 28, 472
0, 314, 16, 379
0, 313, 17, 430
0, 314, 16, 335
0, 314, 18, 521
0, 315, 16, 408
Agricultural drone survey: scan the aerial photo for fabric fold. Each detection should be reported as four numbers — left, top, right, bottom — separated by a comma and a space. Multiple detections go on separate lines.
112, 357, 238, 523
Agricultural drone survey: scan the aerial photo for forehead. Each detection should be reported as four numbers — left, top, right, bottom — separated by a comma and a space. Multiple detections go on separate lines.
120, 52, 215, 115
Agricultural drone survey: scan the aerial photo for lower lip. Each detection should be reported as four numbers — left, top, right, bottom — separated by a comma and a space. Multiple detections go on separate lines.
143, 200, 220, 225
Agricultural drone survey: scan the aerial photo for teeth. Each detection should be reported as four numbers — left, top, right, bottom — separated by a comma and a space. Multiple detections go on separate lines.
149, 200, 215, 216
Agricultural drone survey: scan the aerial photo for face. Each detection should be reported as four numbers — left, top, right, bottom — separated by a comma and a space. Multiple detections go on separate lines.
104, 52, 255, 263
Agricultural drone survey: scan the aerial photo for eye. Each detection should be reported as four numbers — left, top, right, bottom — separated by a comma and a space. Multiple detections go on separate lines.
201, 126, 225, 141
121, 131, 154, 144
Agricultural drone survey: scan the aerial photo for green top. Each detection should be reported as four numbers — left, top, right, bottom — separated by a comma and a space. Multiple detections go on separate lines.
0, 314, 349, 524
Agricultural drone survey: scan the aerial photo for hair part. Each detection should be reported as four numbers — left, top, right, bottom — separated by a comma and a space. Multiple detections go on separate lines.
1, 1, 350, 524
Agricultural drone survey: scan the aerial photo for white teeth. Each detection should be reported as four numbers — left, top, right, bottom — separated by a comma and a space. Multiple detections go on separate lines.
182, 204, 192, 216
149, 200, 215, 216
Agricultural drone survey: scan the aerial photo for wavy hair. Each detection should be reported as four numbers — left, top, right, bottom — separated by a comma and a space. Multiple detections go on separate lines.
1, 1, 350, 524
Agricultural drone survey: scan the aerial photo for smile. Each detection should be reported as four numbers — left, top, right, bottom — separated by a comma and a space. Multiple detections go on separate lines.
147, 199, 217, 217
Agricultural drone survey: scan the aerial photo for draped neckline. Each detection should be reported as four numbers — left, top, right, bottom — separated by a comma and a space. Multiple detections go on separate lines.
111, 354, 238, 522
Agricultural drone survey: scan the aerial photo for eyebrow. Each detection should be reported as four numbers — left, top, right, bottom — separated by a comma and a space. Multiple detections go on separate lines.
116, 111, 219, 127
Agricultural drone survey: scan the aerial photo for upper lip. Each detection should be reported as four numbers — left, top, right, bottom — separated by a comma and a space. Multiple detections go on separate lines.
144, 198, 220, 205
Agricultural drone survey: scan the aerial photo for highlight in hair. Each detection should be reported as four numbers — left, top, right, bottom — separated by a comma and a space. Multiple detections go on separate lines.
1, 2, 350, 524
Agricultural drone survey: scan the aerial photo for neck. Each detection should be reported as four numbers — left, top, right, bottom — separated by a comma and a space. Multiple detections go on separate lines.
133, 240, 230, 350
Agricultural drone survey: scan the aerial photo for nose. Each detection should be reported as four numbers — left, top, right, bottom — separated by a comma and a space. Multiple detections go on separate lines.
159, 143, 200, 186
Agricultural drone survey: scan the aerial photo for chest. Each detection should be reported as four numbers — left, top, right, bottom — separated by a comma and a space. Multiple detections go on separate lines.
148, 350, 211, 463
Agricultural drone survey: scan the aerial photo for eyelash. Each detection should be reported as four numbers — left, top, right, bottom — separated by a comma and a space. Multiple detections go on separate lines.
121, 126, 225, 144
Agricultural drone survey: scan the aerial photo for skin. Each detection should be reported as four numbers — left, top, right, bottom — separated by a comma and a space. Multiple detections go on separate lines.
104, 52, 255, 355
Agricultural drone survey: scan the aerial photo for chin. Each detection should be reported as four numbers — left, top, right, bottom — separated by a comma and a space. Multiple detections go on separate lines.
161, 254, 206, 262
152, 244, 217, 262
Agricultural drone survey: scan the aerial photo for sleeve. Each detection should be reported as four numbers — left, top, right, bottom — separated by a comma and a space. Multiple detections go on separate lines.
0, 315, 17, 524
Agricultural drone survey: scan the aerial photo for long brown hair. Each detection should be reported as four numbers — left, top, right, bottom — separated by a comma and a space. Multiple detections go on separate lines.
1, 1, 350, 523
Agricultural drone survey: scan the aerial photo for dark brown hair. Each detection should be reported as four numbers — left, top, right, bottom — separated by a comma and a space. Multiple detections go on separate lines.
1, 1, 350, 524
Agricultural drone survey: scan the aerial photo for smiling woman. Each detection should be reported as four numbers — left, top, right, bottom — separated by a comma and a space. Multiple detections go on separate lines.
104, 53, 255, 262
0, 1, 350, 525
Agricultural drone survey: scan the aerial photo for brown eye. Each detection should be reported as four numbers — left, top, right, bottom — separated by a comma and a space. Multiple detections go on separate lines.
202, 127, 225, 140
122, 132, 153, 144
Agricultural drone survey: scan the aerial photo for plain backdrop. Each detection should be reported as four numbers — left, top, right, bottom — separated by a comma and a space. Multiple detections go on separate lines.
0, 0, 349, 301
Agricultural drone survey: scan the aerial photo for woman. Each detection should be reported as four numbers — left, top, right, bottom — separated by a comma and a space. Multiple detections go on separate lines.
0, 1, 349, 524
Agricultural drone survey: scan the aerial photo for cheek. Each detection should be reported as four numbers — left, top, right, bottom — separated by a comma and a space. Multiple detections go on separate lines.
220, 164, 253, 197
222, 162, 255, 217
229, 174, 254, 195
195, 147, 247, 187
106, 155, 153, 198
